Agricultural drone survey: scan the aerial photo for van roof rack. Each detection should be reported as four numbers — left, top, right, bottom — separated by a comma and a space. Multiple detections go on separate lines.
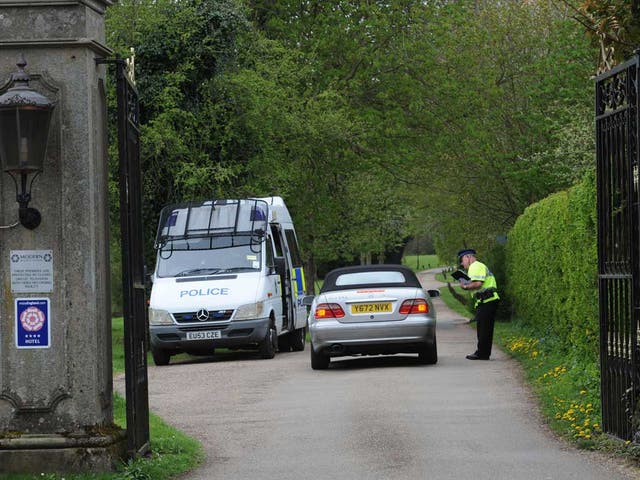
154, 198, 268, 249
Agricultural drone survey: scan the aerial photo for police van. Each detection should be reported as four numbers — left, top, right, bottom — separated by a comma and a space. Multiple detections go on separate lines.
148, 197, 307, 365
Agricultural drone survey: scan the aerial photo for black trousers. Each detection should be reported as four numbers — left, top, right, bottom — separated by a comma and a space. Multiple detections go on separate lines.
473, 299, 499, 359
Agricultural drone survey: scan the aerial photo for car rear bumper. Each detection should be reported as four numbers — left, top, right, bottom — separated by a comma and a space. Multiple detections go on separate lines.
149, 317, 270, 353
309, 316, 436, 357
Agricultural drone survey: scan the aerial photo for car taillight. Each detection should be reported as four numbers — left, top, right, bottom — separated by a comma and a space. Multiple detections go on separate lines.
314, 303, 346, 319
399, 299, 429, 315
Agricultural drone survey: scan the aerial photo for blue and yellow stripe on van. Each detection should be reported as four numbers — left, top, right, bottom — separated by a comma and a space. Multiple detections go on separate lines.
292, 267, 306, 297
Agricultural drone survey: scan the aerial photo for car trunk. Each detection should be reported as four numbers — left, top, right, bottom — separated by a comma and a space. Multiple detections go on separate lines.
321, 287, 423, 323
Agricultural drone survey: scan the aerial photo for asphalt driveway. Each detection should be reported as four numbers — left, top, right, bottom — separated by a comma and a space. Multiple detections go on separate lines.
114, 268, 640, 480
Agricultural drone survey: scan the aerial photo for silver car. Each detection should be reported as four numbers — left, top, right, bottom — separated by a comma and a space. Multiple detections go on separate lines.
308, 264, 439, 369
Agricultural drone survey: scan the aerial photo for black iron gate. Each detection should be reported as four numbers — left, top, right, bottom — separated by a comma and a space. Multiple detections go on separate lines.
97, 56, 150, 457
596, 54, 640, 442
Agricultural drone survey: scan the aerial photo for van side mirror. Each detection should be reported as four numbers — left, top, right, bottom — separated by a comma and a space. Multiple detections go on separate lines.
274, 256, 286, 276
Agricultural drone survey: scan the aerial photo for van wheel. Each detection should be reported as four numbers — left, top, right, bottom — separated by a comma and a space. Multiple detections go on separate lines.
290, 327, 306, 351
310, 344, 329, 370
259, 324, 277, 359
151, 347, 170, 366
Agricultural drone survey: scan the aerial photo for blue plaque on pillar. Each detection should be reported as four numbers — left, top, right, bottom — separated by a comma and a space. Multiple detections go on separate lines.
15, 298, 50, 349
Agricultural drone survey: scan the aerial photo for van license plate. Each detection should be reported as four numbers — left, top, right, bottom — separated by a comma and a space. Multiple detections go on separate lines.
186, 330, 222, 340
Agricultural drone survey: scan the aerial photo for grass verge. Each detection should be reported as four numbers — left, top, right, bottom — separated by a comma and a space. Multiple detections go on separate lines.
402, 254, 440, 272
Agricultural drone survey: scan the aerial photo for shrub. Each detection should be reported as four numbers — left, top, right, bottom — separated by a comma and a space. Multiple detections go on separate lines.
505, 171, 597, 359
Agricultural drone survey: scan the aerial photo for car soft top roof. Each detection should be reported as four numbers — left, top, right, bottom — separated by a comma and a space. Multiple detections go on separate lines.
320, 264, 422, 293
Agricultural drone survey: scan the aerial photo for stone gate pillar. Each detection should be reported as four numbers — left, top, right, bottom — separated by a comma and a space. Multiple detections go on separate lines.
0, 0, 125, 472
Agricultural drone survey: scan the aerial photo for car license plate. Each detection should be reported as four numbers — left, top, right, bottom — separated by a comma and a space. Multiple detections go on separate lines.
351, 303, 392, 314
186, 330, 222, 340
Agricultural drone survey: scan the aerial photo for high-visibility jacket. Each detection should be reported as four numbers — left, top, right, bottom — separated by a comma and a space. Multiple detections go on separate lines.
468, 260, 500, 307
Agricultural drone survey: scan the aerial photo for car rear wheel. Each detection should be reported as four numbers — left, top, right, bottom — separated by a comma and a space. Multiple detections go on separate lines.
418, 337, 437, 365
151, 346, 171, 366
290, 327, 306, 351
310, 344, 330, 370
259, 324, 277, 359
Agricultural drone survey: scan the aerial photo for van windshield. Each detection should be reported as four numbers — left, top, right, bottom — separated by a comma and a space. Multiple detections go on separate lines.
156, 237, 262, 278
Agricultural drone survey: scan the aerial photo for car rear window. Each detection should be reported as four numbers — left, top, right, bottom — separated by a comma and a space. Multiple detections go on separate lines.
335, 271, 406, 286
320, 265, 422, 293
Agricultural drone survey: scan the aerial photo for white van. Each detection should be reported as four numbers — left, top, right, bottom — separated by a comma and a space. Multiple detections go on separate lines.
147, 197, 308, 365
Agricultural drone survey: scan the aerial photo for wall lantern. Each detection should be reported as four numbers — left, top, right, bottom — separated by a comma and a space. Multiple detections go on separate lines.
0, 56, 55, 229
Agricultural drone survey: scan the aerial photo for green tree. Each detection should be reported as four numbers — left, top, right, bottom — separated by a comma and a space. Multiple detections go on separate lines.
243, 0, 596, 263
409, 0, 596, 259
104, 0, 599, 288
106, 0, 249, 259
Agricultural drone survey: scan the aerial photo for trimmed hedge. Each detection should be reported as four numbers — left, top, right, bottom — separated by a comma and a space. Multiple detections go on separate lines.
505, 171, 598, 359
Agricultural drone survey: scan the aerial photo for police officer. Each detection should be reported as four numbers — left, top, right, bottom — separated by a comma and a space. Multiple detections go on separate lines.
457, 248, 500, 360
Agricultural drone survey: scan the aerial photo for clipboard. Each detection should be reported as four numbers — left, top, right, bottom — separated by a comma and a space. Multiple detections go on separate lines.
450, 270, 470, 281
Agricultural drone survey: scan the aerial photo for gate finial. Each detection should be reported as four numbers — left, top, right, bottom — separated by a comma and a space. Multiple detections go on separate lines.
598, 34, 615, 75
125, 47, 136, 85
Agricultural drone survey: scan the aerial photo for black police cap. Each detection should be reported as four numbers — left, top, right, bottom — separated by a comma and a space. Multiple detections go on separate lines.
457, 248, 476, 259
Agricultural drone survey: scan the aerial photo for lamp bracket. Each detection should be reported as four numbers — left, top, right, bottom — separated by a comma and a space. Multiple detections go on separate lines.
0, 219, 19, 229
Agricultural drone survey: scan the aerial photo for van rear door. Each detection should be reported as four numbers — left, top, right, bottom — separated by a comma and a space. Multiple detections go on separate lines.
270, 223, 293, 331
283, 228, 307, 328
